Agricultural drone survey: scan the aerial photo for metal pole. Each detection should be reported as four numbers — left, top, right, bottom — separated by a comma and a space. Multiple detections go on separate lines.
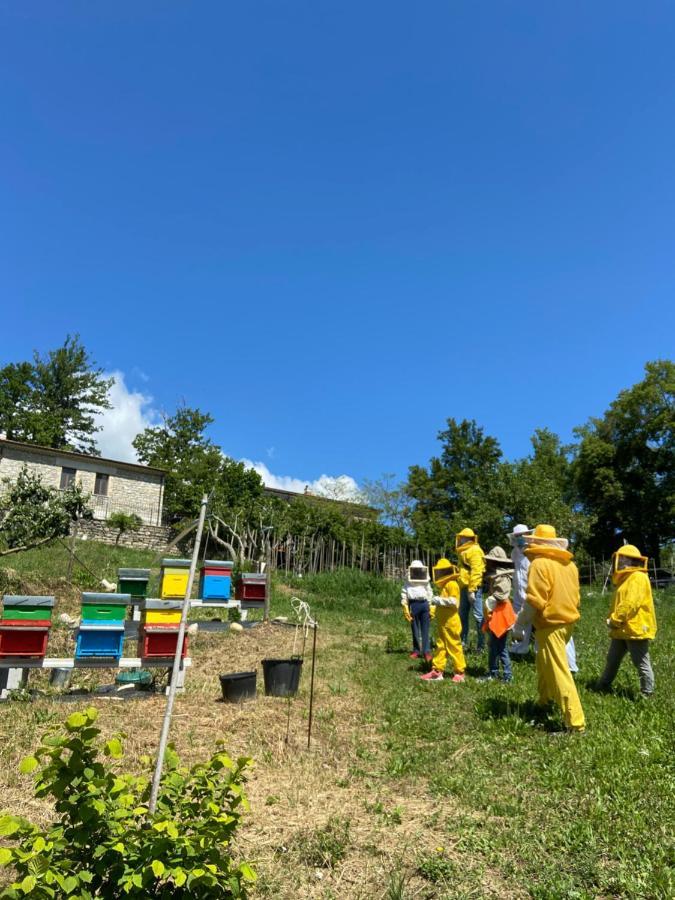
307, 622, 318, 750
148, 494, 208, 815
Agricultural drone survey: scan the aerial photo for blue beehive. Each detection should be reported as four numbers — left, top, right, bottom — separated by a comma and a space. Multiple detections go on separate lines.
199, 560, 233, 601
75, 624, 125, 660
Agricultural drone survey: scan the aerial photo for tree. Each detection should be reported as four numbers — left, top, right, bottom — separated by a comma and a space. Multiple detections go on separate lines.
107, 511, 143, 546
572, 360, 675, 563
361, 473, 411, 530
133, 406, 263, 526
0, 465, 92, 555
0, 335, 112, 454
499, 429, 591, 554
406, 418, 505, 550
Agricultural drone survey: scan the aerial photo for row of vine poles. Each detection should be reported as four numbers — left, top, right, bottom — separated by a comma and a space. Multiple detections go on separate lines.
206, 514, 444, 580
205, 515, 634, 584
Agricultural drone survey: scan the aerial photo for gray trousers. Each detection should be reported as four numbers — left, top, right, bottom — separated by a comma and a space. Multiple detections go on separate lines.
598, 638, 654, 696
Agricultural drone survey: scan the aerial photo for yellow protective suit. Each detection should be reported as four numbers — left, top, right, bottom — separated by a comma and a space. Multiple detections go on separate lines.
457, 543, 485, 592
431, 580, 465, 675
608, 570, 657, 640
524, 526, 585, 731
536, 624, 586, 731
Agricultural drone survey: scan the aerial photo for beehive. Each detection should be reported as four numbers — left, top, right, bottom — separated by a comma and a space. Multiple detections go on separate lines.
117, 568, 151, 600
159, 559, 191, 599
1, 595, 55, 622
199, 560, 233, 601
75, 624, 125, 660
80, 593, 130, 624
141, 599, 182, 625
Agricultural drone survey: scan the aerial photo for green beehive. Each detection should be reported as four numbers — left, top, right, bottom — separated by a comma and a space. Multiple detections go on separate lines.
81, 593, 131, 623
117, 568, 151, 600
1, 595, 55, 622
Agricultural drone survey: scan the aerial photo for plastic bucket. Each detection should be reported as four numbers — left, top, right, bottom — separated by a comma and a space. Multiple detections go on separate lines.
219, 671, 257, 703
261, 657, 303, 697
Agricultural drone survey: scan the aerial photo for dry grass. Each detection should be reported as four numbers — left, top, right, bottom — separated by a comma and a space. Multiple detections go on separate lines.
0, 612, 510, 898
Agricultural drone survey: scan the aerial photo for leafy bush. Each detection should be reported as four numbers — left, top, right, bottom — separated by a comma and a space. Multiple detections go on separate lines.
0, 466, 91, 555
0, 708, 255, 898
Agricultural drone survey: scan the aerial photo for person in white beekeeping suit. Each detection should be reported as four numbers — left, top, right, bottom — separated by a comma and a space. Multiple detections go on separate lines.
511, 523, 579, 673
509, 524, 533, 656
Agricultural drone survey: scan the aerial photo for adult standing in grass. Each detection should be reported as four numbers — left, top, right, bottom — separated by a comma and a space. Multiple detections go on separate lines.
596, 545, 656, 698
456, 527, 486, 653
516, 524, 586, 733
508, 524, 533, 656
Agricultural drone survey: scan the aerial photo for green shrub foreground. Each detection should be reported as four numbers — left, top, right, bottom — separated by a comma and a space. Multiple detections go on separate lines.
0, 708, 255, 899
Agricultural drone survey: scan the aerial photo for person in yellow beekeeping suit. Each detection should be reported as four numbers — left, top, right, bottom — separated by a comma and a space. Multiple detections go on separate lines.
455, 528, 486, 652
515, 524, 586, 733
596, 545, 656, 697
420, 559, 466, 683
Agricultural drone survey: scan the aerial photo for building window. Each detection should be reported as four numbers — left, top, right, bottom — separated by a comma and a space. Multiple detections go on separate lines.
60, 467, 77, 490
94, 473, 109, 496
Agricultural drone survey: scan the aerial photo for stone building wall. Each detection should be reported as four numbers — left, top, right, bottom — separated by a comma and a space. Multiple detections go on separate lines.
0, 441, 164, 525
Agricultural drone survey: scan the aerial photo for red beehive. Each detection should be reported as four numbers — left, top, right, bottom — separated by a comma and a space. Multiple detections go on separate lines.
235, 573, 267, 604
139, 625, 188, 659
0, 623, 51, 658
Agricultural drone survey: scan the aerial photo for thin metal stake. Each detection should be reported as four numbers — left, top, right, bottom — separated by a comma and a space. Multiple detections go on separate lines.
148, 494, 208, 815
307, 622, 318, 750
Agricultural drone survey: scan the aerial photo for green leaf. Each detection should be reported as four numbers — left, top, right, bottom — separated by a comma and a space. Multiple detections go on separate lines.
240, 862, 257, 883
65, 712, 87, 731
64, 875, 79, 894
104, 738, 123, 759
84, 707, 98, 722
19, 757, 39, 775
151, 860, 165, 877
0, 816, 22, 837
173, 869, 187, 887
0, 848, 13, 865
20, 875, 36, 894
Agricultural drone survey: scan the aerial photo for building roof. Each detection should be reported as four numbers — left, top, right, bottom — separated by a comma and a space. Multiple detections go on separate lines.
0, 438, 166, 477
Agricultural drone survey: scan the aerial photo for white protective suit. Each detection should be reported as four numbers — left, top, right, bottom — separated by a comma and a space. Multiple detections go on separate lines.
509, 525, 532, 655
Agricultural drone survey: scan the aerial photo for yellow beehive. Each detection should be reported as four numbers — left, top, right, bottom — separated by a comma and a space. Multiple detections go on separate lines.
160, 559, 191, 599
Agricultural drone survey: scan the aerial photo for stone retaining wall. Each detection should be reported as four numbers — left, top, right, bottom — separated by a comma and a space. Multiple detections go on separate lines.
74, 519, 172, 553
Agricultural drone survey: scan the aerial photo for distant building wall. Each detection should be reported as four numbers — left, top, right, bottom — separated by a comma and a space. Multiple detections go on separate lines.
0, 439, 165, 526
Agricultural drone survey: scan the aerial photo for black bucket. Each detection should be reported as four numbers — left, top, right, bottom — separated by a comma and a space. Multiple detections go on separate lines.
261, 657, 303, 697
219, 671, 257, 703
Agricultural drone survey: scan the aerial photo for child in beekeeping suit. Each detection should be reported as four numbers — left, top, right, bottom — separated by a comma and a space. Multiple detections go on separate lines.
401, 560, 433, 662
420, 559, 466, 683
480, 546, 516, 682
455, 528, 486, 652
596, 545, 656, 697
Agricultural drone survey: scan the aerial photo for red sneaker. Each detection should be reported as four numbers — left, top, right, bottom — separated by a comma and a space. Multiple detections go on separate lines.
420, 670, 443, 681
409, 652, 420, 659
424, 653, 433, 662
451, 673, 466, 683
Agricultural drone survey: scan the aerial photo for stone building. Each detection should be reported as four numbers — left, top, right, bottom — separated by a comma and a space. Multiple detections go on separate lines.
0, 438, 165, 526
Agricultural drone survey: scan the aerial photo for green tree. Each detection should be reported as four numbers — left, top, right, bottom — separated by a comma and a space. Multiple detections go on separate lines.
406, 418, 504, 550
572, 360, 675, 563
107, 511, 143, 546
499, 429, 591, 553
0, 335, 112, 455
133, 407, 263, 526
0, 362, 35, 441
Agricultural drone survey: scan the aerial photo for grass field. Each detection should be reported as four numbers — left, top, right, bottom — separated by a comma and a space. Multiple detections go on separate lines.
0, 546, 673, 898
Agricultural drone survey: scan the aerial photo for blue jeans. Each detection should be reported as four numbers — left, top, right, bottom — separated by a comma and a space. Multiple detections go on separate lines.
488, 632, 512, 681
409, 599, 431, 655
459, 586, 484, 651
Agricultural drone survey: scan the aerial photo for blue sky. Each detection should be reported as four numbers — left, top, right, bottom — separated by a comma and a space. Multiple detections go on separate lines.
1, 2, 673, 494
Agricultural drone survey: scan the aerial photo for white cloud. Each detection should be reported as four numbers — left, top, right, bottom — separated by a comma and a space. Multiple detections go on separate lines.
94, 371, 160, 462
240, 459, 363, 501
